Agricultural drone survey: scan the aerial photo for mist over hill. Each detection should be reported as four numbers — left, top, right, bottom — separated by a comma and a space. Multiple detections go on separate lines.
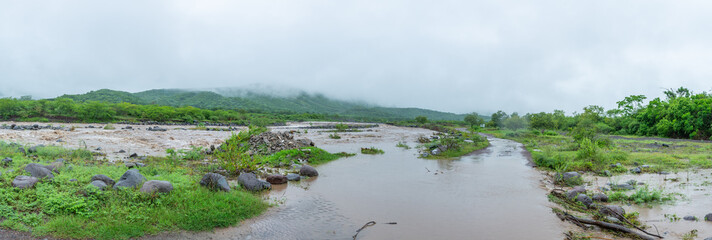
58, 88, 473, 121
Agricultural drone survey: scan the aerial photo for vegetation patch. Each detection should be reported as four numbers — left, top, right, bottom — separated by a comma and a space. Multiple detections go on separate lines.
0, 142, 268, 239
360, 147, 384, 155
262, 147, 355, 167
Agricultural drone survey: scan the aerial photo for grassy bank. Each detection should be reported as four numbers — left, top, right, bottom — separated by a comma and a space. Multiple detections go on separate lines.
484, 129, 712, 173
0, 142, 270, 239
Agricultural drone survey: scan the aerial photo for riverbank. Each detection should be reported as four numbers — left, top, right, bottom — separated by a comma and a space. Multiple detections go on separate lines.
485, 129, 712, 239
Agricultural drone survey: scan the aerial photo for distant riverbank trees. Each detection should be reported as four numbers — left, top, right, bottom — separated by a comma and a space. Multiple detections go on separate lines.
486, 87, 712, 140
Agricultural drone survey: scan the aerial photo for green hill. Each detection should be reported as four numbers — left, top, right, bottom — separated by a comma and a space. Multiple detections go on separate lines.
59, 88, 469, 121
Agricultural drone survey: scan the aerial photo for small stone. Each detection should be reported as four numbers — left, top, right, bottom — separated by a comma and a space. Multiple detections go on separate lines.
266, 175, 288, 184
118, 150, 126, 153
69, 179, 77, 182
286, 173, 301, 181
200, 173, 231, 192
592, 193, 609, 202
599, 205, 626, 219
140, 180, 173, 193
129, 153, 138, 158
299, 165, 318, 177
566, 186, 586, 199
113, 169, 146, 189
705, 213, 712, 221
89, 180, 109, 190
238, 172, 271, 191
125, 162, 137, 169
91, 174, 115, 187
12, 175, 39, 189
24, 163, 54, 180
631, 167, 641, 174
576, 194, 593, 208
683, 215, 697, 221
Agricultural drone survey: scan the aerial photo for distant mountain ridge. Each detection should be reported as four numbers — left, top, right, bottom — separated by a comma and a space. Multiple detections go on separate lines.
58, 89, 468, 121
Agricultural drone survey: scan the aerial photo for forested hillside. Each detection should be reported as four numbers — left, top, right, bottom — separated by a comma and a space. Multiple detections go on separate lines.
59, 89, 467, 121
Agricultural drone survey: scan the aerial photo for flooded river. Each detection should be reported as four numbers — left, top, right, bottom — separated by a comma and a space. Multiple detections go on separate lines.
180, 128, 565, 240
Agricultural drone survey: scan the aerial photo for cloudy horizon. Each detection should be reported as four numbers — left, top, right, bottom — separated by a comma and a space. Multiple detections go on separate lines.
1, 1, 711, 115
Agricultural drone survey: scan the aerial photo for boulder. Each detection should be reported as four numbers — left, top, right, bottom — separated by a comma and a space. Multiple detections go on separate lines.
599, 205, 626, 219
238, 173, 271, 191
113, 169, 146, 189
560, 171, 582, 185
199, 173, 231, 192
91, 174, 115, 187
299, 165, 318, 177
592, 193, 609, 202
45, 159, 64, 173
17, 147, 26, 155
266, 175, 288, 184
683, 215, 697, 221
576, 194, 593, 208
89, 180, 109, 190
12, 175, 39, 189
286, 173, 301, 181
705, 213, 712, 221
140, 180, 173, 193
27, 146, 38, 154
24, 163, 54, 180
566, 186, 586, 199
631, 167, 642, 174
129, 153, 139, 158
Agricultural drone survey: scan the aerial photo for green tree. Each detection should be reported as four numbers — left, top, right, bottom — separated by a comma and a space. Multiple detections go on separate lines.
488, 110, 509, 128
503, 112, 527, 130
415, 116, 428, 124
464, 113, 484, 128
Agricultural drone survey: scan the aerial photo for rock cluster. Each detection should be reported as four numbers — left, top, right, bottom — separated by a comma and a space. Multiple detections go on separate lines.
238, 172, 271, 191
248, 131, 314, 155
0, 124, 69, 131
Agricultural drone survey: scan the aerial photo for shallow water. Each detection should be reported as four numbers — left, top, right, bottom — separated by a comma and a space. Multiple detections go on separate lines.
200, 129, 565, 240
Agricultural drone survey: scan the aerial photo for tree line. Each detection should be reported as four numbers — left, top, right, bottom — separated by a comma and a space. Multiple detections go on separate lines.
468, 87, 712, 140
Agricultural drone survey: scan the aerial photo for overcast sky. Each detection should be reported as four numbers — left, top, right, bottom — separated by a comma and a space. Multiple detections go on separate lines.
1, 1, 711, 115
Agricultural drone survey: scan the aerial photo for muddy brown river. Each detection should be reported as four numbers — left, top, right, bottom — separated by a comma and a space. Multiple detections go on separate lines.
157, 127, 566, 240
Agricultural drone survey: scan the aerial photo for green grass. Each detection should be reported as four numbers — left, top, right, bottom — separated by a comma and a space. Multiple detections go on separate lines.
262, 147, 354, 166
484, 129, 712, 172
360, 147, 385, 155
0, 142, 268, 239
421, 131, 489, 159
396, 142, 411, 149
607, 186, 675, 205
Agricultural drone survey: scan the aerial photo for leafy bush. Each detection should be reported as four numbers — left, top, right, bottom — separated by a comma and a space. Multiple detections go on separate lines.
215, 127, 266, 173
361, 147, 384, 154
262, 147, 354, 166
328, 133, 341, 139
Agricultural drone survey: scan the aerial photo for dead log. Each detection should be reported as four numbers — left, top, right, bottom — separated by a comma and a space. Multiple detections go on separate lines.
556, 211, 656, 240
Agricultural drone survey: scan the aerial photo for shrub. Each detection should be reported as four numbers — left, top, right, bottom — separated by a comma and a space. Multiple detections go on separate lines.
361, 147, 384, 154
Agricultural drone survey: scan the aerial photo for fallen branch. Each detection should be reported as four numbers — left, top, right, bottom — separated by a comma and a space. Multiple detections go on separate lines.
556, 211, 655, 240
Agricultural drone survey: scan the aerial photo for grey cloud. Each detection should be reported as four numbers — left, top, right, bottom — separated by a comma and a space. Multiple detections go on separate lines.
1, 0, 711, 115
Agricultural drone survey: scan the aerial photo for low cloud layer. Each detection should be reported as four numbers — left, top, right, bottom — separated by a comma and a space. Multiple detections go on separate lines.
1, 1, 711, 114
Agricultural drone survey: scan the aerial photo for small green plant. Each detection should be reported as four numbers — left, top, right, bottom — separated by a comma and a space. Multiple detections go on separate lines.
214, 126, 267, 172
396, 142, 410, 149
682, 229, 698, 240
361, 147, 384, 154
328, 133, 341, 139
335, 123, 348, 132
103, 124, 115, 130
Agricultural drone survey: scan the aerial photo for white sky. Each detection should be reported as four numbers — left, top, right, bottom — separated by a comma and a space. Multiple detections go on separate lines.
1, 0, 711, 114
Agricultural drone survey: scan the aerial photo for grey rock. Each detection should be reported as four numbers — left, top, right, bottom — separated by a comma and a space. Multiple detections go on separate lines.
91, 174, 115, 187
17, 147, 25, 155
12, 175, 39, 189
592, 193, 609, 202
286, 173, 301, 181
560, 171, 582, 185
238, 172, 271, 191
705, 213, 712, 221
266, 175, 288, 184
599, 205, 626, 219
113, 169, 146, 189
27, 146, 38, 154
601, 170, 611, 176
89, 180, 109, 190
69, 179, 77, 182
299, 165, 318, 177
129, 153, 138, 158
566, 186, 586, 199
431, 148, 441, 155
200, 173, 231, 192
683, 215, 697, 221
2, 157, 12, 165
24, 163, 54, 180
118, 150, 126, 153
576, 194, 593, 208
125, 162, 137, 168
140, 180, 173, 193
631, 167, 641, 174
704, 238, 712, 240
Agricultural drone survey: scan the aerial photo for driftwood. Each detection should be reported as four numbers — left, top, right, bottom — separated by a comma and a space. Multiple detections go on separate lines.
550, 189, 663, 239
556, 211, 655, 240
